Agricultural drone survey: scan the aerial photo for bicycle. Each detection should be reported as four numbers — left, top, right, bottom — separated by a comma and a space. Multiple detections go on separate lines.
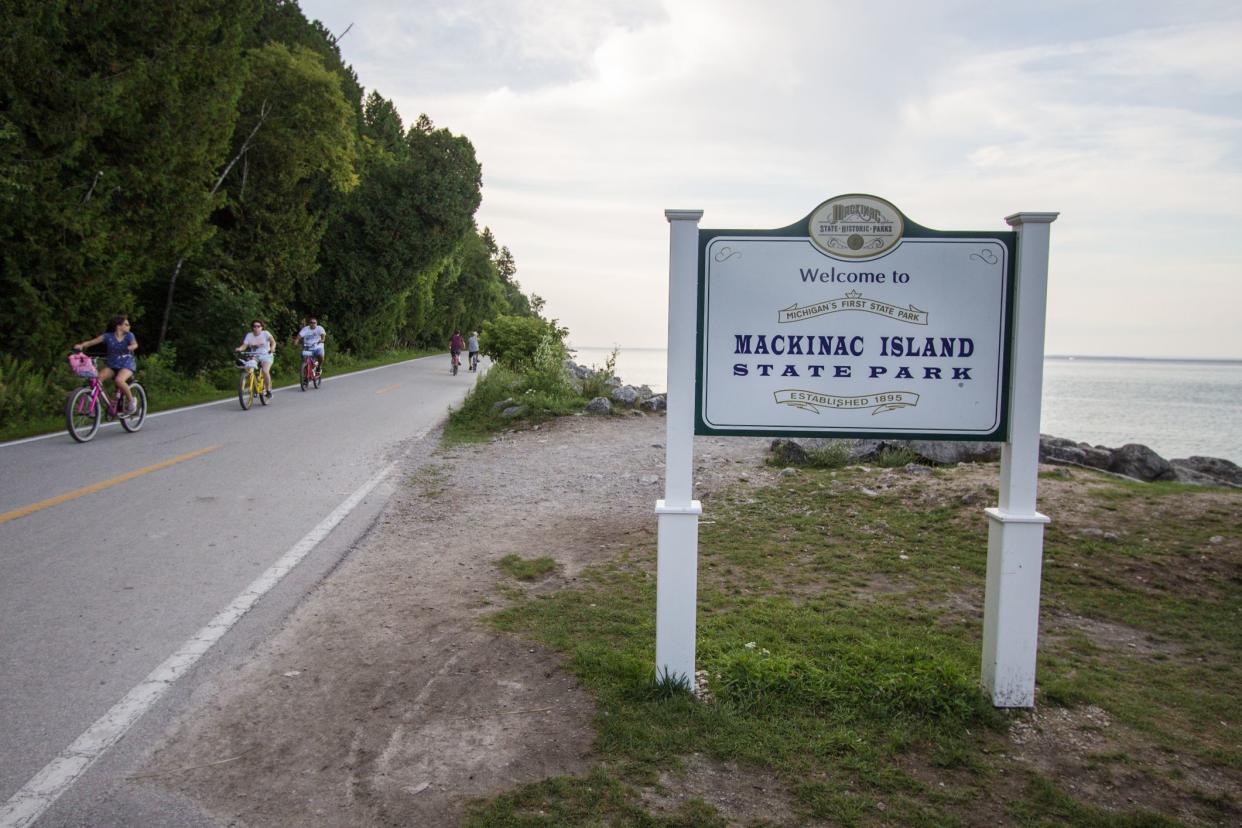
65, 350, 147, 443
236, 350, 270, 410
469, 351, 479, 372
450, 351, 461, 375
300, 349, 322, 391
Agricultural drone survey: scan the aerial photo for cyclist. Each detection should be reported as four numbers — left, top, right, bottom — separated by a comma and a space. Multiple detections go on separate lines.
295, 316, 327, 373
467, 331, 480, 372
449, 330, 465, 372
74, 314, 139, 413
235, 319, 276, 399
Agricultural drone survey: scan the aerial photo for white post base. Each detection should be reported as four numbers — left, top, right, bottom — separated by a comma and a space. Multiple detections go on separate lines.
654, 499, 702, 686
981, 507, 1050, 708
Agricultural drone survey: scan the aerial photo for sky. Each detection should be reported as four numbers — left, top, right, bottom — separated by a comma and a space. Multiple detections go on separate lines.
299, 0, 1242, 359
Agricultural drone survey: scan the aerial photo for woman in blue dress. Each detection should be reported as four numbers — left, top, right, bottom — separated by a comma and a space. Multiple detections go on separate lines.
74, 314, 138, 414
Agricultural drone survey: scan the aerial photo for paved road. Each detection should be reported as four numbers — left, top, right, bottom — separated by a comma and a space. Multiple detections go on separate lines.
0, 354, 479, 826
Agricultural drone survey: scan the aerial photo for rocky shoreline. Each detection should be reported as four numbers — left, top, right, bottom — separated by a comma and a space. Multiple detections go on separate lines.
567, 359, 1241, 489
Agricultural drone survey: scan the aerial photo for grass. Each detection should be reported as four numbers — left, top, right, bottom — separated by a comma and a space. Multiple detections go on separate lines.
496, 554, 558, 581
0, 347, 436, 443
469, 463, 1241, 826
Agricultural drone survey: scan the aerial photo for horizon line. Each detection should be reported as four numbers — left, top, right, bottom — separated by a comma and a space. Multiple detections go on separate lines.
567, 345, 1242, 364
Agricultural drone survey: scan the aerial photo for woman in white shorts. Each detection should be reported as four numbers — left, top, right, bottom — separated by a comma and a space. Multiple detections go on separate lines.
236, 319, 276, 398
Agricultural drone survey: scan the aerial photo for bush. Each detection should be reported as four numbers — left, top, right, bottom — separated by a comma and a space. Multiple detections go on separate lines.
0, 354, 77, 425
577, 348, 617, 399
480, 315, 566, 371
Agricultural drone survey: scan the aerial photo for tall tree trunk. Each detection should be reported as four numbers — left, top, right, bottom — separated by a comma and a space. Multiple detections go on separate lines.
157, 102, 270, 350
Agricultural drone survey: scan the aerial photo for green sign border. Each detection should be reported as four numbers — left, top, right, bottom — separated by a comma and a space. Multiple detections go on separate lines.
694, 197, 1017, 441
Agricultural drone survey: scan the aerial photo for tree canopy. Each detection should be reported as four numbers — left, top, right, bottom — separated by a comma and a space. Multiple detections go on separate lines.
0, 0, 536, 379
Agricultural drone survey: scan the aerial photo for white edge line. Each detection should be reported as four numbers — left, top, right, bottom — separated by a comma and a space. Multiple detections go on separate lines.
0, 449, 411, 828
0, 355, 438, 450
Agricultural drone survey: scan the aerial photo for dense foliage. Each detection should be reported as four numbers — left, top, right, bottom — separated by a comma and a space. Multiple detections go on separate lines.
0, 0, 537, 413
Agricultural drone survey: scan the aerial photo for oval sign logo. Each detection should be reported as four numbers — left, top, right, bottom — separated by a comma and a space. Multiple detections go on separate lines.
808, 194, 904, 259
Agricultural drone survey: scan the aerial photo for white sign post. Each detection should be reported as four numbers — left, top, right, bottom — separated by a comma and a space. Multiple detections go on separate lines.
657, 197, 1057, 707
981, 212, 1058, 707
655, 209, 704, 686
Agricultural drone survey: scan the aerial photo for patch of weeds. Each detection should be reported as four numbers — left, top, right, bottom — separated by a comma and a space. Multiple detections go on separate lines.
462, 766, 727, 827
408, 464, 448, 498
874, 446, 920, 468
1009, 775, 1183, 826
496, 554, 558, 581
445, 363, 602, 443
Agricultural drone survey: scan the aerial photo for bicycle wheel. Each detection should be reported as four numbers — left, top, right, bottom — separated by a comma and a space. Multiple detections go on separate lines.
238, 370, 253, 410
65, 386, 101, 443
300, 359, 309, 391
258, 373, 268, 405
312, 363, 321, 389
121, 383, 147, 432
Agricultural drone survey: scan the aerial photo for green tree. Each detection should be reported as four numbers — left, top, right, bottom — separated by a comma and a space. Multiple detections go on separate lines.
0, 0, 257, 369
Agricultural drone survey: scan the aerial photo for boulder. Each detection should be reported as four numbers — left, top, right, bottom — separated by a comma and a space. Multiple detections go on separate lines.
1108, 443, 1174, 482
610, 385, 640, 406
769, 438, 808, 466
1170, 456, 1242, 487
584, 396, 612, 414
500, 405, 526, 419
490, 397, 517, 414
1039, 435, 1112, 470
640, 394, 667, 412
907, 440, 1000, 465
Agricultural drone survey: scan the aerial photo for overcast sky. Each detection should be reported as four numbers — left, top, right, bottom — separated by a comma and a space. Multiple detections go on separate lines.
299, 0, 1241, 358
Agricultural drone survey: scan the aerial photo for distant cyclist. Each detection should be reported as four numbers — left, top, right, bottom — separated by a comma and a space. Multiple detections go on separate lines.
449, 330, 465, 372
73, 313, 138, 413
296, 316, 327, 371
236, 319, 276, 399
467, 331, 480, 372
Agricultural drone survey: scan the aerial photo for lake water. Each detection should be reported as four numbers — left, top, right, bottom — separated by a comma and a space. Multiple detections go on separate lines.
569, 347, 1242, 463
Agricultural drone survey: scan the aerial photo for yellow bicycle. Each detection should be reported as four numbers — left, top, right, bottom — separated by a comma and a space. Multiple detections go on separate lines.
236, 351, 270, 410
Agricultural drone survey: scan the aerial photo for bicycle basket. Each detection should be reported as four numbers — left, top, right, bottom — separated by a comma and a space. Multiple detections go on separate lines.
234, 355, 258, 370
68, 352, 97, 378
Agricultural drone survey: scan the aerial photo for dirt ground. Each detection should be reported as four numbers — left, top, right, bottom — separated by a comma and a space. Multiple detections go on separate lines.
146, 413, 781, 826
145, 413, 1240, 826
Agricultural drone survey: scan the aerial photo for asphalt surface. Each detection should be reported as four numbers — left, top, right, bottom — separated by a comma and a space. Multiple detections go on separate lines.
0, 354, 480, 826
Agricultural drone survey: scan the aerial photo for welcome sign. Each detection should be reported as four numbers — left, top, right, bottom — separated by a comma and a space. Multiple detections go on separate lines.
697, 195, 1015, 439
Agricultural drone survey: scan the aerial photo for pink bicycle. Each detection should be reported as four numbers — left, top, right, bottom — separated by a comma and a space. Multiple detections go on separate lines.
65, 350, 147, 442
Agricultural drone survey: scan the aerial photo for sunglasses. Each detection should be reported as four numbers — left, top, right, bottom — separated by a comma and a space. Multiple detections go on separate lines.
252, 324, 263, 329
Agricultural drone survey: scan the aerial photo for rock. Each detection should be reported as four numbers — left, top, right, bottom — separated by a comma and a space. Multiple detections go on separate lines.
610, 385, 640, 406
1039, 435, 1111, 470
628, 409, 644, 417
908, 440, 1001, 465
903, 463, 933, 475
605, 376, 622, 389
1079, 527, 1104, 537
780, 468, 798, 477
640, 394, 667, 412
639, 474, 660, 485
500, 405, 526, 419
961, 490, 990, 506
1108, 443, 1174, 482
769, 438, 807, 466
490, 397, 517, 414
584, 397, 611, 414
1170, 456, 1242, 487
637, 385, 653, 400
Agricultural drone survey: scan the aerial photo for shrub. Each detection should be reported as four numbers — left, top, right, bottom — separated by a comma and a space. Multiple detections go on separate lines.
481, 315, 566, 370
526, 334, 571, 396
0, 354, 77, 425
577, 348, 617, 399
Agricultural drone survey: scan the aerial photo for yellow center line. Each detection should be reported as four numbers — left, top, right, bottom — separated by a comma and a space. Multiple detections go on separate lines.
0, 444, 222, 526
375, 383, 402, 395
